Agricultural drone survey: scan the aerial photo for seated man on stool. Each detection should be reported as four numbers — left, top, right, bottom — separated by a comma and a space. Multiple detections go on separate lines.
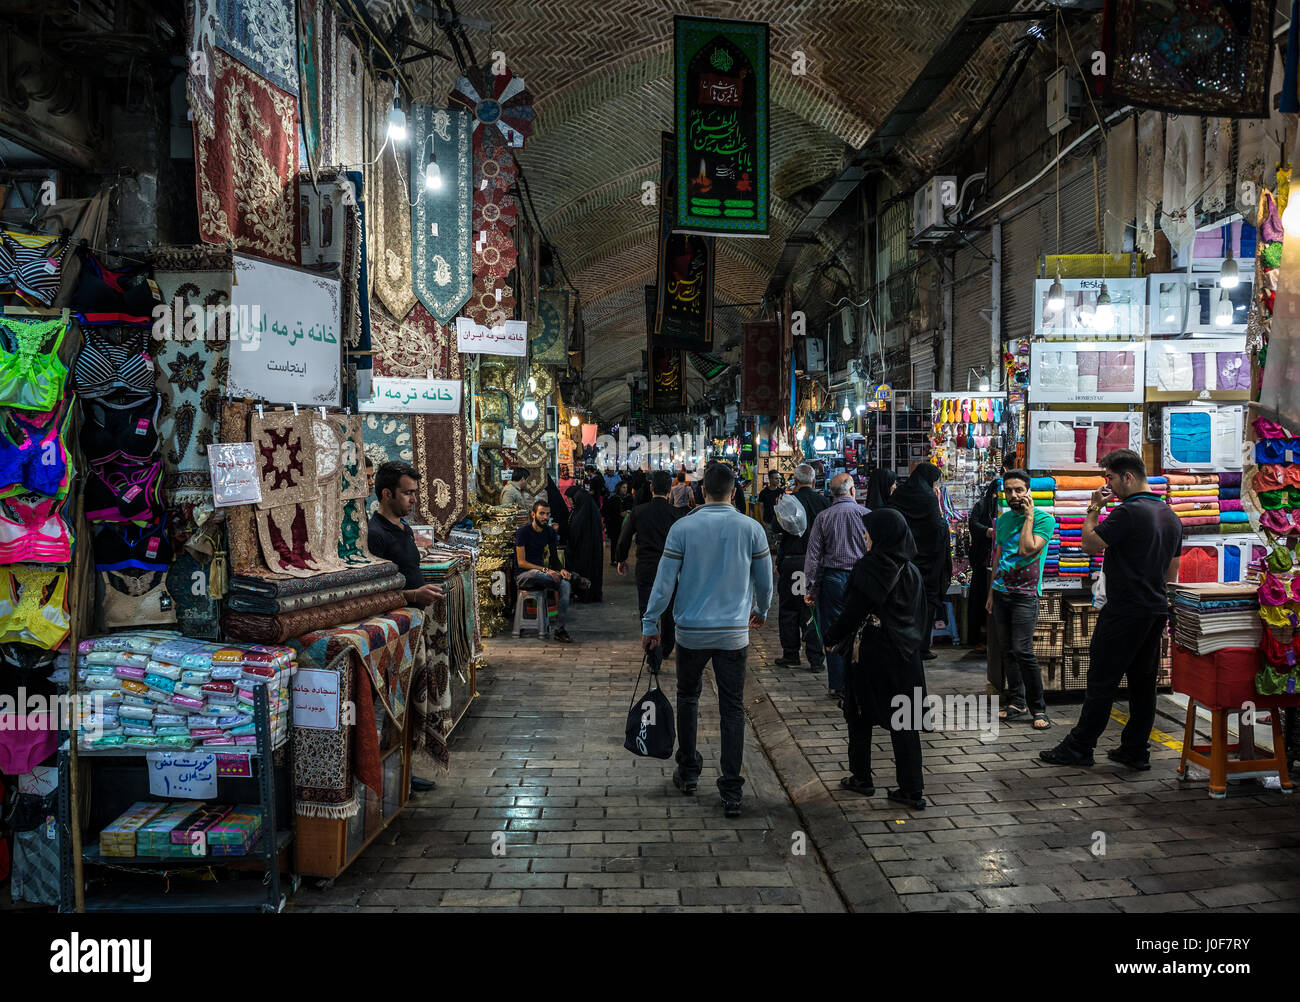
514, 499, 582, 643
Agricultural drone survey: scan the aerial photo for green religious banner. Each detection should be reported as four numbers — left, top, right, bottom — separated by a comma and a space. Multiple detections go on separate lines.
674, 15, 769, 237
629, 383, 646, 423
655, 132, 714, 350
689, 351, 728, 380
410, 105, 474, 323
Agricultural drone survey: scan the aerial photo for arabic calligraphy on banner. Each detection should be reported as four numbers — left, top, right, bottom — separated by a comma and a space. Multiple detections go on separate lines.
226, 253, 342, 405
655, 131, 714, 349
456, 315, 528, 356
359, 376, 463, 414
674, 15, 770, 237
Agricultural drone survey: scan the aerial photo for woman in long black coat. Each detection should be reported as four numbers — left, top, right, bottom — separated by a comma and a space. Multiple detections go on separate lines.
823, 508, 929, 810
545, 474, 570, 545
887, 462, 951, 659
564, 484, 604, 603
603, 481, 633, 565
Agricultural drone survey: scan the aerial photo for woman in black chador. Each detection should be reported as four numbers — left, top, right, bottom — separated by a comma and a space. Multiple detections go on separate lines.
887, 462, 951, 658
823, 508, 929, 810
564, 484, 604, 603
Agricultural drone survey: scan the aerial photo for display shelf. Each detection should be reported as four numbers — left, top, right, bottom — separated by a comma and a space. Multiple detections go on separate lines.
78, 877, 288, 914
82, 829, 294, 868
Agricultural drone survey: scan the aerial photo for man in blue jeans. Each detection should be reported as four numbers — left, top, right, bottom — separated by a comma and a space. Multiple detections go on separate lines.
642, 462, 772, 818
804, 473, 868, 698
986, 469, 1056, 730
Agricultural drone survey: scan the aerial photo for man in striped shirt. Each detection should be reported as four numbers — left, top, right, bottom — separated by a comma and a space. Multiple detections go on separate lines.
642, 462, 773, 818
804, 473, 868, 698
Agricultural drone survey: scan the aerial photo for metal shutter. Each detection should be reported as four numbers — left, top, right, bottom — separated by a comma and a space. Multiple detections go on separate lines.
951, 233, 992, 392
909, 332, 934, 392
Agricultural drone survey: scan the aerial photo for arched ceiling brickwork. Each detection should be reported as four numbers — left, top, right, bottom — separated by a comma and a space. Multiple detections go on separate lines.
366, 0, 1044, 420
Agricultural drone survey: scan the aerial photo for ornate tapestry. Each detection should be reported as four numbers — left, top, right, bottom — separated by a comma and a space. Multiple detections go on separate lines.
196, 48, 300, 266
331, 32, 364, 168
371, 86, 416, 319
296, 0, 322, 184
410, 104, 473, 324
371, 301, 462, 380
188, 0, 299, 139
742, 321, 780, 415
531, 288, 568, 365
412, 414, 468, 536
360, 411, 414, 470
465, 272, 514, 327
448, 63, 535, 151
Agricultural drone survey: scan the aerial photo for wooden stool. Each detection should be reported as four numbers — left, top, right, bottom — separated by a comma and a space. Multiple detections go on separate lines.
512, 589, 550, 639
1176, 699, 1295, 799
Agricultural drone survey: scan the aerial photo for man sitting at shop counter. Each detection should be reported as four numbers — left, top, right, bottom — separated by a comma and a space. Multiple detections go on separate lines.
367, 460, 445, 608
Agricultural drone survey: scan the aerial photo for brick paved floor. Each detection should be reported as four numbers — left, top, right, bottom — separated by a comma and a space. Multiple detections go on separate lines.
294, 547, 1300, 914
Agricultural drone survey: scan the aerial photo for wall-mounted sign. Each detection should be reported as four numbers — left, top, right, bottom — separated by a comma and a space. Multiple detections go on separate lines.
359, 376, 463, 414
456, 315, 528, 355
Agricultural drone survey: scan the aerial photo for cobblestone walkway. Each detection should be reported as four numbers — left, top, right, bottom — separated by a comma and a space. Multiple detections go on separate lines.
295, 550, 1300, 913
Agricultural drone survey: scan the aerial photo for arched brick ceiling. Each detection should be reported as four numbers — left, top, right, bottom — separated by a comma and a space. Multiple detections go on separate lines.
366, 0, 1041, 420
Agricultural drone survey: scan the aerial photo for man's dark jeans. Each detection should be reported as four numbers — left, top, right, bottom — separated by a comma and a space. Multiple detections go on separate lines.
636, 572, 676, 658
778, 555, 823, 667
817, 568, 851, 692
675, 644, 747, 802
1063, 609, 1167, 758
991, 590, 1045, 713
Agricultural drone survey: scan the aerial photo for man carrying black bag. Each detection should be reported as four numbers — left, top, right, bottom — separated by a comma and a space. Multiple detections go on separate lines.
624, 645, 676, 759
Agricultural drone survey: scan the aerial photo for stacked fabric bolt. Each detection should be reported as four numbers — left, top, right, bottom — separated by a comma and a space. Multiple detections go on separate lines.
1218, 472, 1247, 532
1030, 476, 1060, 579
1053, 475, 1108, 578
1165, 473, 1221, 532
73, 631, 294, 751
1170, 583, 1261, 655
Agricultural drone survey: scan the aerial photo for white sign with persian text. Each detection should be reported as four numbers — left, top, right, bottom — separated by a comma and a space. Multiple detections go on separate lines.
292, 669, 340, 731
226, 254, 342, 406
456, 316, 528, 356
359, 377, 463, 415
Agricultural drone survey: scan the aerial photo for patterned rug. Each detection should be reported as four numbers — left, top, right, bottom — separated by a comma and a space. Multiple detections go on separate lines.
231, 559, 399, 598
196, 48, 299, 265
412, 413, 469, 536
345, 169, 370, 352
411, 104, 473, 323
150, 244, 234, 504
371, 302, 463, 380
296, 0, 323, 183
219, 400, 265, 578
531, 288, 568, 365
742, 320, 780, 415
227, 570, 404, 614
291, 649, 370, 818
222, 588, 407, 643
331, 32, 363, 168
360, 411, 413, 470
371, 86, 416, 319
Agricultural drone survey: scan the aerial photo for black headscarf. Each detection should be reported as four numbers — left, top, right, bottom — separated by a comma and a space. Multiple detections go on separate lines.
565, 484, 604, 601
545, 475, 569, 541
886, 462, 950, 617
865, 468, 897, 509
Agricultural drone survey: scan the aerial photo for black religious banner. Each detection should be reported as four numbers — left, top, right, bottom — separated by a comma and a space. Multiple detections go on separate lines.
674, 15, 769, 237
629, 383, 646, 423
655, 132, 714, 350
645, 287, 687, 412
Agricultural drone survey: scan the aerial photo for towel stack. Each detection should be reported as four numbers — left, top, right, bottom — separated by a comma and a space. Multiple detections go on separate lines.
1165, 473, 1221, 532
1217, 472, 1248, 531
1169, 582, 1261, 655
1029, 476, 1059, 579
1053, 475, 1109, 578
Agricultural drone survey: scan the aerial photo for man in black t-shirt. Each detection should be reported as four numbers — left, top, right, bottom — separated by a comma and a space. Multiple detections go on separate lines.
367, 461, 444, 607
514, 499, 577, 643
756, 472, 784, 526
1041, 449, 1182, 770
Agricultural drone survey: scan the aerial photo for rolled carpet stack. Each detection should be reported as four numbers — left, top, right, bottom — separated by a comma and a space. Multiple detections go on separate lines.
1165, 473, 1221, 532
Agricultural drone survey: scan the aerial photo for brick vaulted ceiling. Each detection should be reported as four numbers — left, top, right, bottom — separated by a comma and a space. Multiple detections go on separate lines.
365, 0, 1036, 418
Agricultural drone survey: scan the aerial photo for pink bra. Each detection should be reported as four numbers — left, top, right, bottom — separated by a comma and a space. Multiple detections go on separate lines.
1261, 510, 1300, 536
1254, 416, 1293, 439
1259, 572, 1300, 606
0, 496, 72, 563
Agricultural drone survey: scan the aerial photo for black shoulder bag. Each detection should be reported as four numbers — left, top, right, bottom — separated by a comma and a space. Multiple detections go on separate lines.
623, 649, 676, 759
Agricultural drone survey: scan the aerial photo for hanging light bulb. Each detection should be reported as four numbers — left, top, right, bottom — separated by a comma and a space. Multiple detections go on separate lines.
386, 90, 408, 143
841, 405, 852, 422
1218, 248, 1238, 289
1284, 195, 1300, 236
1213, 288, 1234, 327
1046, 268, 1065, 313
528, 375, 537, 393
424, 151, 442, 191
520, 397, 538, 421
1093, 282, 1113, 330
813, 434, 827, 452
569, 413, 580, 427
795, 426, 806, 441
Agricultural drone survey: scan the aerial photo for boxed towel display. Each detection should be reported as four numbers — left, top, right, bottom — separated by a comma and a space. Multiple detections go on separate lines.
1162, 405, 1244, 471
1029, 342, 1146, 404
1145, 336, 1250, 400
1028, 411, 1143, 472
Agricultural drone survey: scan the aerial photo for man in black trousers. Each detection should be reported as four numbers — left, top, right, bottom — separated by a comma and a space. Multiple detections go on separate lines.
1041, 449, 1182, 769
774, 464, 830, 670
616, 469, 684, 657
967, 454, 1017, 655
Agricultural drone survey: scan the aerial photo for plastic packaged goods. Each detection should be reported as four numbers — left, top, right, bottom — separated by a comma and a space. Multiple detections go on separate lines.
99, 801, 167, 857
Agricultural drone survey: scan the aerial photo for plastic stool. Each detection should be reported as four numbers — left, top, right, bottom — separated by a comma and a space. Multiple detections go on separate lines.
931, 600, 960, 645
513, 589, 550, 638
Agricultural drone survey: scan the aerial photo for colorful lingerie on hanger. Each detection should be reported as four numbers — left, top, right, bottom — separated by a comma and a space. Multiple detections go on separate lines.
73, 325, 156, 401
0, 314, 69, 412
94, 517, 174, 572
0, 230, 71, 307
0, 403, 71, 498
85, 456, 164, 524
0, 566, 70, 649
1258, 487, 1300, 510
70, 245, 162, 326
0, 495, 72, 564
1255, 439, 1300, 465
80, 395, 160, 464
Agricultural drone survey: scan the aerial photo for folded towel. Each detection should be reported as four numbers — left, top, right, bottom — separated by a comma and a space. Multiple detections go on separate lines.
1219, 499, 1244, 512
1218, 472, 1242, 487
1055, 475, 1106, 489
1030, 477, 1056, 490
1165, 473, 1220, 485
1220, 511, 1250, 523
1031, 491, 1054, 499
1220, 488, 1241, 500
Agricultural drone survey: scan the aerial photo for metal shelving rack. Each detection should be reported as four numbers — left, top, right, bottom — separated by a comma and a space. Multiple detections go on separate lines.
58, 685, 297, 913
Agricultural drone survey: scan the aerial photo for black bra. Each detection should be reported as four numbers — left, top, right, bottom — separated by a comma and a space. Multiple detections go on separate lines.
0, 230, 71, 308
73, 325, 156, 402
71, 246, 161, 327
80, 395, 160, 464
93, 517, 173, 572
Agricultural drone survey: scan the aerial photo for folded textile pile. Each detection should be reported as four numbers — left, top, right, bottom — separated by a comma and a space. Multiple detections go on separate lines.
1171, 583, 1261, 654
1166, 473, 1222, 532
1217, 471, 1247, 530
222, 589, 409, 644
224, 561, 407, 641
1053, 475, 1108, 578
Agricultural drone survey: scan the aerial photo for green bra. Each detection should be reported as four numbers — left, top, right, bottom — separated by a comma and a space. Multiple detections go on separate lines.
1259, 487, 1300, 510
0, 315, 69, 412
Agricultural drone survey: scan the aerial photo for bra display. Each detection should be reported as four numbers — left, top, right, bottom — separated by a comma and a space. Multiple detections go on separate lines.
0, 403, 71, 499
0, 566, 70, 649
101, 570, 177, 629
80, 395, 160, 464
0, 314, 69, 412
70, 245, 162, 326
72, 325, 156, 402
94, 517, 174, 572
0, 230, 71, 308
0, 495, 72, 564
85, 456, 164, 524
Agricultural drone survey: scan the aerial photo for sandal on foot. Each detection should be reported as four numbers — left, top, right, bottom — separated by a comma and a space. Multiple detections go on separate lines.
999, 704, 1028, 722
839, 776, 875, 796
1031, 712, 1052, 730
887, 789, 926, 810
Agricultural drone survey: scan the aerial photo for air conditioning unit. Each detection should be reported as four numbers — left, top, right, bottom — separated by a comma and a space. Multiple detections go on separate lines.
912, 175, 958, 242
1046, 66, 1082, 136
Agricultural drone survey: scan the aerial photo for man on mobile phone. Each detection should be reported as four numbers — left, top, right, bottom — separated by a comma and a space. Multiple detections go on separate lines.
1041, 449, 1181, 769
986, 470, 1056, 730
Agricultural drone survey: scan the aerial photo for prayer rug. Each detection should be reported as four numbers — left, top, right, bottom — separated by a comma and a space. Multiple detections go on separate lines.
412, 413, 469, 536
741, 321, 780, 415
410, 104, 473, 323
371, 302, 462, 380
196, 48, 299, 266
